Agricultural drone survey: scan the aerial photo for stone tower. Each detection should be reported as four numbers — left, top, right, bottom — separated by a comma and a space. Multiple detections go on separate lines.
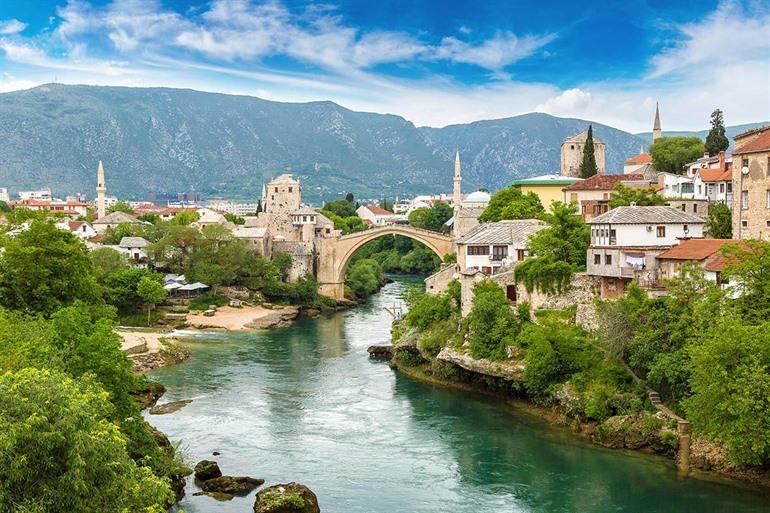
263, 174, 301, 214
96, 160, 106, 219
453, 151, 462, 213
560, 131, 606, 177
653, 102, 662, 141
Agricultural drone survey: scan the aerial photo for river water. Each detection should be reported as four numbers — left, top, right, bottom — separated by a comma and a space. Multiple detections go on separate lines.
147, 277, 768, 513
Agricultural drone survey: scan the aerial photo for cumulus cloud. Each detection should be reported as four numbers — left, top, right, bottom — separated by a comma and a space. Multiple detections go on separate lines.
0, 19, 27, 35
434, 31, 556, 69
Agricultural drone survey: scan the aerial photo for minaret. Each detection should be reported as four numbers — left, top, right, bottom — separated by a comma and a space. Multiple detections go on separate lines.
453, 151, 462, 212
96, 160, 106, 219
652, 102, 662, 141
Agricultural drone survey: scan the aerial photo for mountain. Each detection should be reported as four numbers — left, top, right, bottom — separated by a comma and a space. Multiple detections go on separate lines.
0, 83, 756, 203
635, 122, 769, 152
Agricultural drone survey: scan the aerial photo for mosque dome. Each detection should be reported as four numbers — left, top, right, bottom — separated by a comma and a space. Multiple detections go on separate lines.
464, 190, 491, 203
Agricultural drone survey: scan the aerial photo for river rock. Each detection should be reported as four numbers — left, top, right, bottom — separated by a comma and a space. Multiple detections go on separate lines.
149, 399, 192, 415
436, 347, 524, 381
245, 306, 300, 329
193, 491, 234, 501
202, 476, 265, 495
194, 460, 222, 480
253, 482, 320, 513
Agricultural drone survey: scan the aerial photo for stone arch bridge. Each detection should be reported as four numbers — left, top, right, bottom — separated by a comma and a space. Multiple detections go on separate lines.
316, 225, 454, 299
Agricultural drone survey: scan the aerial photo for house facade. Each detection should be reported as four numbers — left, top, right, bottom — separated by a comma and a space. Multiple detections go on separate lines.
456, 219, 545, 275
563, 173, 649, 221
731, 126, 770, 240
655, 238, 741, 289
356, 204, 398, 226
586, 206, 705, 298
510, 175, 581, 211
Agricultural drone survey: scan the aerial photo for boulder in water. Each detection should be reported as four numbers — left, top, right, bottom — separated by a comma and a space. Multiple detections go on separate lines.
253, 482, 320, 513
202, 476, 264, 495
194, 460, 222, 480
149, 399, 192, 415
193, 491, 235, 501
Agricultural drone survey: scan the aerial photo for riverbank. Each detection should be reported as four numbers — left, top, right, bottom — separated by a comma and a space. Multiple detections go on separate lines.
185, 305, 301, 330
119, 329, 191, 372
384, 340, 770, 495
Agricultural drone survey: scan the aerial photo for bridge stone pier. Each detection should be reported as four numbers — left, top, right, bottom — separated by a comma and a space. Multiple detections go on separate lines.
316, 225, 455, 300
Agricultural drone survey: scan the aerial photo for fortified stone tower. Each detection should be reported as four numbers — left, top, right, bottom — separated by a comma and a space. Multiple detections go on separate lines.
262, 174, 301, 214
560, 131, 606, 177
96, 160, 106, 219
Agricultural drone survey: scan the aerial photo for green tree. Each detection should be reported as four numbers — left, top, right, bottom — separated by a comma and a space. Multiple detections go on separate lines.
705, 108, 729, 156
273, 252, 293, 282
345, 192, 355, 203
108, 201, 135, 214
705, 203, 732, 238
608, 183, 667, 208
408, 203, 453, 232
224, 212, 246, 225
651, 136, 705, 174
0, 200, 10, 212
169, 210, 200, 225
320, 210, 366, 233
102, 268, 156, 312
466, 280, 520, 359
137, 276, 166, 326
91, 247, 129, 282
0, 368, 173, 513
137, 212, 161, 224
579, 125, 598, 178
684, 318, 770, 466
722, 240, 770, 323
478, 187, 544, 222
102, 222, 141, 245
146, 225, 202, 271
528, 201, 589, 269
0, 221, 102, 315
346, 258, 383, 297
323, 199, 357, 218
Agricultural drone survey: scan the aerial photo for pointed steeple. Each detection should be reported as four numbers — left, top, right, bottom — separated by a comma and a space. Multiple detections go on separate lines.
453, 151, 462, 212
653, 102, 662, 141
96, 160, 106, 219
454, 151, 461, 178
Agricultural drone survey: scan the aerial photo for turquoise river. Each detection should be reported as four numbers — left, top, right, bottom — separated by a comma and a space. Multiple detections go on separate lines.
147, 277, 769, 513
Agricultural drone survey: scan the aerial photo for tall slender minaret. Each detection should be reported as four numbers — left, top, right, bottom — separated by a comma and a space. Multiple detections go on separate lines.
96, 160, 106, 219
453, 151, 462, 213
652, 102, 662, 141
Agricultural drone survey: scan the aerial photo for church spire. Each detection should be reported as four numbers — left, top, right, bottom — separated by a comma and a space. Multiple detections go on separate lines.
96, 160, 106, 219
652, 102, 662, 141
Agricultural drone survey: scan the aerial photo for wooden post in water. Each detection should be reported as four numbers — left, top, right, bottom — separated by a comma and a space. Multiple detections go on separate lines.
677, 420, 692, 474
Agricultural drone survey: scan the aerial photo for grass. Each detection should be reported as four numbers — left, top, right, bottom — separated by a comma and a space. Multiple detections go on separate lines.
117, 309, 164, 327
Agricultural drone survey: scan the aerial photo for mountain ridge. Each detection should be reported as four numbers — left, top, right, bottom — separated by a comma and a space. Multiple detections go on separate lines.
0, 84, 760, 202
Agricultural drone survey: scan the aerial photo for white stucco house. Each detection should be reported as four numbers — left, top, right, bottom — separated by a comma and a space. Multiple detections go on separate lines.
455, 219, 545, 275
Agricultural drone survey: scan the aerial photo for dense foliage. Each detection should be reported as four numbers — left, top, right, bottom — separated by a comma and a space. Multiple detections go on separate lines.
705, 203, 732, 239
579, 125, 598, 178
408, 203, 453, 232
466, 280, 528, 359
650, 136, 705, 174
609, 183, 666, 208
705, 109, 729, 156
478, 187, 544, 222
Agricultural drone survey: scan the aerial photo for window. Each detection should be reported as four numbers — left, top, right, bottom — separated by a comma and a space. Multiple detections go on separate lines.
766, 220, 770, 228
288, 187, 293, 192
594, 254, 601, 265
274, 187, 278, 192
742, 191, 749, 210
767, 190, 770, 208
727, 182, 733, 193
570, 193, 577, 202
742, 158, 749, 168
720, 183, 725, 193
517, 249, 526, 261
467, 245, 489, 256
656, 225, 666, 238
492, 245, 508, 261
506, 285, 517, 302
742, 220, 748, 228
693, 204, 698, 213
680, 183, 694, 194
571, 145, 575, 150
605, 254, 612, 265
609, 229, 617, 245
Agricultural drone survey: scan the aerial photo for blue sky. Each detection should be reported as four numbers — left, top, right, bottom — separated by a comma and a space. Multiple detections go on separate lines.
0, 0, 768, 132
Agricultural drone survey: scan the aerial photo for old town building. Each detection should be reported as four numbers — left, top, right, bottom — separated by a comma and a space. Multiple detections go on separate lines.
731, 126, 770, 240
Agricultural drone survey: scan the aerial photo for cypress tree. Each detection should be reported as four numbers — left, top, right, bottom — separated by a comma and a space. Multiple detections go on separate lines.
705, 109, 729, 156
579, 125, 598, 178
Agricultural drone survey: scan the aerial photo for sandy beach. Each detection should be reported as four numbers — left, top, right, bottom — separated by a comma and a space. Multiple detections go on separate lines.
119, 329, 171, 354
185, 305, 299, 330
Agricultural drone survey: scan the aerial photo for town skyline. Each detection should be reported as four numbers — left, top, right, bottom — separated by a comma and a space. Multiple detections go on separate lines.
1, 0, 769, 132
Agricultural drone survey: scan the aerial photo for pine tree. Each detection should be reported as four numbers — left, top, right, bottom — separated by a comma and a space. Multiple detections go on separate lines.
705, 109, 729, 156
579, 125, 598, 178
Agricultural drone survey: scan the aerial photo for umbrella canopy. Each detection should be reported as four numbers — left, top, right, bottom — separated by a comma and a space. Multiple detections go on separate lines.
163, 282, 183, 291
178, 282, 209, 291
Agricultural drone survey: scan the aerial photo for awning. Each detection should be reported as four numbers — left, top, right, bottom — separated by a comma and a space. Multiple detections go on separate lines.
178, 282, 209, 291
163, 282, 183, 291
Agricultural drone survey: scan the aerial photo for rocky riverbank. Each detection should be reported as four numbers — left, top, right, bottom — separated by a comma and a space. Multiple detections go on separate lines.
119, 329, 191, 372
383, 327, 770, 495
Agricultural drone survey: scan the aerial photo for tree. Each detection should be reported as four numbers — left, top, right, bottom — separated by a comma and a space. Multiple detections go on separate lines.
108, 201, 135, 214
466, 280, 521, 359
224, 213, 246, 225
705, 108, 729, 156
137, 212, 161, 224
722, 240, 770, 323
478, 187, 544, 222
0, 200, 10, 212
319, 210, 366, 233
169, 210, 199, 225
379, 198, 393, 212
323, 199, 357, 218
137, 276, 166, 326
273, 252, 293, 282
0, 221, 102, 315
684, 318, 770, 466
528, 201, 589, 269
408, 203, 453, 232
345, 192, 355, 203
609, 183, 666, 208
579, 125, 598, 178
346, 258, 383, 297
0, 368, 173, 513
102, 221, 141, 245
705, 203, 732, 238
91, 247, 129, 282
650, 136, 705, 174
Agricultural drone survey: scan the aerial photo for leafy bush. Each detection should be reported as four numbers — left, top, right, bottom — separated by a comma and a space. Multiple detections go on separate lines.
466, 280, 524, 360
346, 259, 384, 298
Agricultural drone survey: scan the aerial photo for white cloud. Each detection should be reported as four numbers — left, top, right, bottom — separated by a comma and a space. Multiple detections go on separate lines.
434, 31, 556, 69
0, 19, 27, 35
0, 77, 37, 92
649, 0, 770, 78
535, 88, 593, 117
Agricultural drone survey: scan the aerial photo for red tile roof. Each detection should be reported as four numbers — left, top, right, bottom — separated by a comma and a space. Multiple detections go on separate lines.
656, 238, 743, 261
363, 204, 394, 215
563, 173, 647, 191
733, 127, 770, 154
624, 152, 652, 165
698, 168, 732, 182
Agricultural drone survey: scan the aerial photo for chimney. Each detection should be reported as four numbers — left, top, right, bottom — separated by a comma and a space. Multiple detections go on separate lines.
718, 151, 725, 171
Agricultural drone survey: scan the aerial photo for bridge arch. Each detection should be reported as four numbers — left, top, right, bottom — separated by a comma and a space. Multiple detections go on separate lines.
316, 225, 454, 299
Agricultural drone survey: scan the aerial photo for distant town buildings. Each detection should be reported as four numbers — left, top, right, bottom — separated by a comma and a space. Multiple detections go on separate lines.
18, 189, 52, 201
356, 204, 400, 226
563, 173, 648, 221
510, 174, 581, 211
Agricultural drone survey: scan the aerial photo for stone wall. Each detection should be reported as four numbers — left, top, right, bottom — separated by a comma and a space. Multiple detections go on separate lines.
425, 264, 458, 295
272, 240, 314, 282
517, 272, 601, 310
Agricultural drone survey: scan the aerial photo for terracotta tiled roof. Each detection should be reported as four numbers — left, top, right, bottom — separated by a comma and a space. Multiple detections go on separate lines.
68, 221, 84, 230
656, 238, 740, 261
563, 173, 646, 191
698, 168, 732, 182
625, 152, 652, 165
363, 204, 394, 216
733, 127, 770, 154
